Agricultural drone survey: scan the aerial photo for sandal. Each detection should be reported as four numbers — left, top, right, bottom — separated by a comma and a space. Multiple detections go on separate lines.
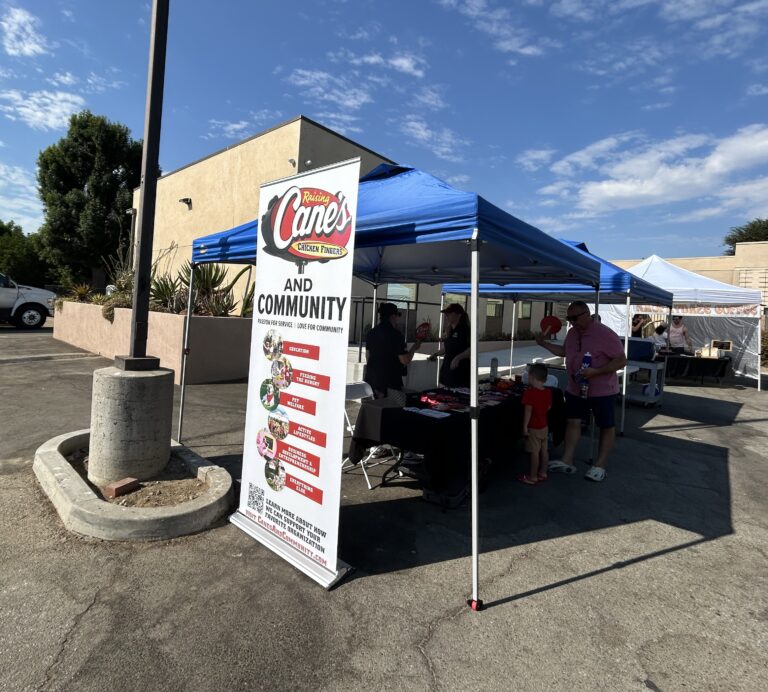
548, 460, 577, 474
517, 474, 537, 485
584, 466, 607, 482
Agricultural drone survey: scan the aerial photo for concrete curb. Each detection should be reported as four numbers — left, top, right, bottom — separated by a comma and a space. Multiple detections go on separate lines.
33, 429, 233, 541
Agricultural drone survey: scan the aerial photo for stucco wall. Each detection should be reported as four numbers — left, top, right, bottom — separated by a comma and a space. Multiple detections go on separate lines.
298, 119, 393, 177
134, 119, 303, 281
53, 302, 253, 385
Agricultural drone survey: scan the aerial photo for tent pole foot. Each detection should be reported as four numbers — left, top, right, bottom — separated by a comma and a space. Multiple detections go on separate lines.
467, 598, 484, 612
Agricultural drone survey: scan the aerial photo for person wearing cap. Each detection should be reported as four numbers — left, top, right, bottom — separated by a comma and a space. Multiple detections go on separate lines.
428, 303, 471, 388
364, 302, 422, 399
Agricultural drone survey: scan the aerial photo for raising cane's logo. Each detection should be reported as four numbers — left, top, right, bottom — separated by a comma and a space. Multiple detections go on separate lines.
261, 186, 353, 272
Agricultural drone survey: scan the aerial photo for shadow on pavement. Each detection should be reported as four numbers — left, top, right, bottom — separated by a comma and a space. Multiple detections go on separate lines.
200, 385, 738, 600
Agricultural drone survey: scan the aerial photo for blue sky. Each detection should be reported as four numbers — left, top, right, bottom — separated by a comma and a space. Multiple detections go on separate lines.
1, 0, 767, 261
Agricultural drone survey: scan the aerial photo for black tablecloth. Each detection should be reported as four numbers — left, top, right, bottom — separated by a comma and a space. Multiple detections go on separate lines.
663, 355, 730, 381
348, 387, 566, 489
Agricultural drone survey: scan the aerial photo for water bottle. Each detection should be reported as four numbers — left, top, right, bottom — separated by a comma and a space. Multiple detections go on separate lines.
579, 352, 592, 398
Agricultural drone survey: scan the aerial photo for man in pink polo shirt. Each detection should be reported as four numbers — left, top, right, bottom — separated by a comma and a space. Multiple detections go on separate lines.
535, 301, 627, 482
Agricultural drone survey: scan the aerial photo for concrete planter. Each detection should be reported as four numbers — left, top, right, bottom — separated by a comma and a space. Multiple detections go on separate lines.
53, 302, 252, 385
34, 430, 233, 541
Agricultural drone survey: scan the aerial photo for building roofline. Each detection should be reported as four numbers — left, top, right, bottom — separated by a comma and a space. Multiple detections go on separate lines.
144, 115, 394, 187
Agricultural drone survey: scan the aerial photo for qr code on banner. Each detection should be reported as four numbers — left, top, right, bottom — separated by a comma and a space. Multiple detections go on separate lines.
247, 482, 264, 515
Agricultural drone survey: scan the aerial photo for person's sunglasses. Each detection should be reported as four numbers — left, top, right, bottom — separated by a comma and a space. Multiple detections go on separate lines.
566, 311, 588, 322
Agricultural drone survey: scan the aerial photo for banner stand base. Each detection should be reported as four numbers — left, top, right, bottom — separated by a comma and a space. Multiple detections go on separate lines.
230, 512, 352, 590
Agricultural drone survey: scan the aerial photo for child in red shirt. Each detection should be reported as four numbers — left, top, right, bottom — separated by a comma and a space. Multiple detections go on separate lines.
520, 364, 552, 485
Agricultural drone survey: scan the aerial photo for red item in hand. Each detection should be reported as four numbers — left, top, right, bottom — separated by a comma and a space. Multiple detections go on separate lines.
540, 315, 563, 336
414, 321, 431, 341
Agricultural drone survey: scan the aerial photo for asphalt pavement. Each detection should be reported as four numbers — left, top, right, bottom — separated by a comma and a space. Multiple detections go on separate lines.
1, 324, 767, 691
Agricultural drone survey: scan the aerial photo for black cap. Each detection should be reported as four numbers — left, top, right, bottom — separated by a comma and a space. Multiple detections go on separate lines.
378, 302, 401, 319
441, 303, 465, 315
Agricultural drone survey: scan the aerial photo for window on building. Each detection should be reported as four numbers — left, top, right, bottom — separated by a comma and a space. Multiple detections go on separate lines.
486, 299, 503, 318
443, 293, 468, 310
544, 301, 553, 317
386, 283, 416, 305
520, 301, 532, 319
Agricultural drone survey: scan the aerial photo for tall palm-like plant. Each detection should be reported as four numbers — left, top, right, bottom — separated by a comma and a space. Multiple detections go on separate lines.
178, 261, 250, 316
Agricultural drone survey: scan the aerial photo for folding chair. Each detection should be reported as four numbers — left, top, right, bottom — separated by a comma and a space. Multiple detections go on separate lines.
342, 382, 395, 490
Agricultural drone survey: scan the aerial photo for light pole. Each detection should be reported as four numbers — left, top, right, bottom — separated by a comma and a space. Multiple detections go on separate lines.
124, 0, 170, 368
87, 0, 173, 487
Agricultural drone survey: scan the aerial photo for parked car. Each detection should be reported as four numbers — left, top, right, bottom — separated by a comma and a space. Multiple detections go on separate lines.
0, 272, 56, 328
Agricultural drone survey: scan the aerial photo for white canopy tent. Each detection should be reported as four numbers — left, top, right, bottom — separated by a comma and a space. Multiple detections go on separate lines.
599, 255, 763, 390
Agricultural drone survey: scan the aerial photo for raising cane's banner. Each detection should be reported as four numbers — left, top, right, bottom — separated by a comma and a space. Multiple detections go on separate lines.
231, 158, 360, 588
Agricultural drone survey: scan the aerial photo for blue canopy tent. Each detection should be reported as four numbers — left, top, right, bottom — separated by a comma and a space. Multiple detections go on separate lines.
444, 240, 674, 434
186, 163, 601, 608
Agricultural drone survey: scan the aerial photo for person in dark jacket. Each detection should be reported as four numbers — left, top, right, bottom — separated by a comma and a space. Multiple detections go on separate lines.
428, 303, 471, 387
365, 302, 422, 398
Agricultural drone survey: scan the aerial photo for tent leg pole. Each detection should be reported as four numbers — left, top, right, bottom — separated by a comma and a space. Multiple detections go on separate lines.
594, 283, 601, 317
621, 293, 630, 436
177, 263, 195, 443
437, 293, 445, 386
509, 301, 517, 377
468, 232, 482, 612
757, 315, 762, 392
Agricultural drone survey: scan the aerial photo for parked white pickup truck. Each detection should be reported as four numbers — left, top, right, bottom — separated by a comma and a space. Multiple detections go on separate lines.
0, 271, 56, 328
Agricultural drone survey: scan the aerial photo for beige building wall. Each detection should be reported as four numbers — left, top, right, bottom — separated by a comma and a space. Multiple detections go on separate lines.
612, 241, 768, 307
132, 116, 394, 310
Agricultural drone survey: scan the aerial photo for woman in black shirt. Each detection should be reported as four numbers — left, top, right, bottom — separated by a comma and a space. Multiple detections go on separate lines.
428, 303, 471, 387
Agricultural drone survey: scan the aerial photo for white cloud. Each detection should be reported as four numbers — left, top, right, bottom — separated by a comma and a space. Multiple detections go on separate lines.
251, 108, 284, 124
658, 0, 734, 22
203, 119, 252, 140
388, 53, 428, 77
537, 180, 574, 197
0, 160, 43, 231
717, 175, 768, 217
579, 37, 668, 79
85, 71, 127, 93
202, 110, 287, 140
516, 147, 556, 171
47, 71, 77, 87
550, 132, 640, 176
330, 49, 428, 78
438, 0, 551, 56
286, 69, 372, 110
0, 7, 49, 57
346, 24, 381, 41
0, 89, 84, 130
642, 101, 671, 110
414, 85, 447, 110
666, 206, 727, 223
528, 215, 580, 234
547, 125, 768, 213
313, 112, 363, 135
399, 115, 469, 162
446, 173, 470, 186
747, 83, 768, 96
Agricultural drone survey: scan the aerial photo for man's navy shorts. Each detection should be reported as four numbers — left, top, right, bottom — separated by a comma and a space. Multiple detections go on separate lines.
564, 391, 616, 429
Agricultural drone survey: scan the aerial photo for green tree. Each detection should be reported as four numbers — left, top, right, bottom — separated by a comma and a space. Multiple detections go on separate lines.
0, 219, 53, 286
37, 110, 142, 286
723, 218, 768, 255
